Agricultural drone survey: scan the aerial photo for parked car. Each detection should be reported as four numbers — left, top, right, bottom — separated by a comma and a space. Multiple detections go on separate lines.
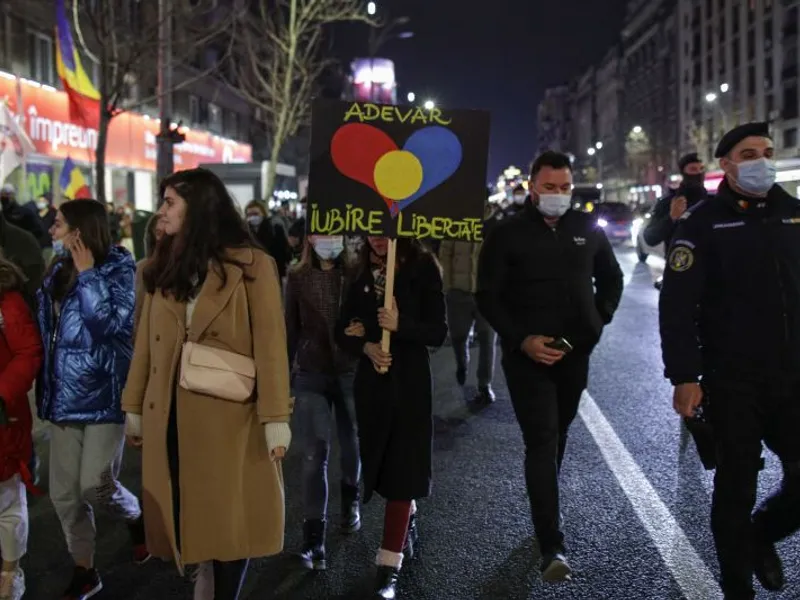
593, 202, 635, 244
633, 209, 665, 263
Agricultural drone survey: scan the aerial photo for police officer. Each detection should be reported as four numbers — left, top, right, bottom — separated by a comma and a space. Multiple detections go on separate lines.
477, 150, 623, 581
659, 122, 800, 600
643, 152, 708, 248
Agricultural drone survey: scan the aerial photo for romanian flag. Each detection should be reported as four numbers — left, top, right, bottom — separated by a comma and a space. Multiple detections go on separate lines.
55, 0, 101, 129
59, 157, 92, 200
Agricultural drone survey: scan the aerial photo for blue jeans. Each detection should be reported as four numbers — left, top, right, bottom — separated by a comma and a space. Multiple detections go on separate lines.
293, 371, 361, 521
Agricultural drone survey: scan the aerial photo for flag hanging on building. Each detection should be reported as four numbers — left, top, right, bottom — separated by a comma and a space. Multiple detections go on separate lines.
59, 156, 92, 199
55, 0, 101, 129
0, 99, 35, 185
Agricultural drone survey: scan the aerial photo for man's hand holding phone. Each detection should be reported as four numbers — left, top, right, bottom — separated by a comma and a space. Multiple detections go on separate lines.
521, 335, 566, 366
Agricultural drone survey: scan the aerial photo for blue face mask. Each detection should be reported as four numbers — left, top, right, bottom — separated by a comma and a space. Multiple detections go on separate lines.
734, 158, 776, 195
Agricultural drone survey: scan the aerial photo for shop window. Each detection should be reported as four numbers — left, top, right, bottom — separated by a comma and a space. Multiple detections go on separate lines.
28, 32, 54, 85
208, 102, 222, 133
783, 128, 797, 149
783, 84, 798, 120
189, 95, 200, 126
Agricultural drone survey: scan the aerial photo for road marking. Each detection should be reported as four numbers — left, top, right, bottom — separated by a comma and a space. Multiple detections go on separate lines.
578, 391, 722, 600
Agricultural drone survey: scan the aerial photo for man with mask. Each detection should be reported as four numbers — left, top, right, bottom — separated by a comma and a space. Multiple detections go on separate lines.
498, 183, 528, 221
644, 152, 708, 248
0, 184, 45, 242
477, 150, 623, 581
660, 122, 800, 600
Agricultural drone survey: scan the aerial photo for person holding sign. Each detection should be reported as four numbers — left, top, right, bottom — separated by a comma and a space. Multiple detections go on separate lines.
336, 236, 447, 600
477, 151, 623, 582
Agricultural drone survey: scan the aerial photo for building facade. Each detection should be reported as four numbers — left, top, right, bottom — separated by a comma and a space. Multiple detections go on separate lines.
620, 0, 679, 196
536, 85, 572, 155
0, 0, 253, 211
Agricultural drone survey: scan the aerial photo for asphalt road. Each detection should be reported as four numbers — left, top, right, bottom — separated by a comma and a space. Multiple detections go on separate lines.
22, 246, 800, 599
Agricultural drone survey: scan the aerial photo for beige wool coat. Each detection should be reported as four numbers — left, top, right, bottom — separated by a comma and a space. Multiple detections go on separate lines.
121, 247, 293, 568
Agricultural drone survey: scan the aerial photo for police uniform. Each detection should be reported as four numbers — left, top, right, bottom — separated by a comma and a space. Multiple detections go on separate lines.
659, 123, 800, 598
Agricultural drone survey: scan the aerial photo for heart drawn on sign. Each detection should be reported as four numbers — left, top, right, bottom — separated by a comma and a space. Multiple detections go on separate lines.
330, 123, 463, 217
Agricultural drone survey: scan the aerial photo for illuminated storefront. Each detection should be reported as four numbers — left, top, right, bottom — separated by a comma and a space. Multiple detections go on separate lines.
0, 72, 252, 210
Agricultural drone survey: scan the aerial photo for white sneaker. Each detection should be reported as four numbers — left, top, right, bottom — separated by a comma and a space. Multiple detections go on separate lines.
192, 562, 214, 600
0, 568, 25, 600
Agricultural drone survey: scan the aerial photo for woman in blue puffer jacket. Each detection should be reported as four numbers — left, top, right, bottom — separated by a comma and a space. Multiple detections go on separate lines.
37, 199, 146, 599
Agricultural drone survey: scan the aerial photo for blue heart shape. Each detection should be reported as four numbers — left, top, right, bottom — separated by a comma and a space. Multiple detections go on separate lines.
394, 127, 463, 212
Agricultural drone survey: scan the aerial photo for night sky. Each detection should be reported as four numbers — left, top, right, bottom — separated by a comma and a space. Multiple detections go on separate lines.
334, 0, 628, 181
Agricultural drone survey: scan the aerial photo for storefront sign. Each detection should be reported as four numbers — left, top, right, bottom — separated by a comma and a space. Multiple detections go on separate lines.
307, 99, 490, 241
0, 74, 252, 171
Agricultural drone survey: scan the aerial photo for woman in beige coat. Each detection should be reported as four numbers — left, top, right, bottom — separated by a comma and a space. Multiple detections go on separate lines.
122, 168, 292, 600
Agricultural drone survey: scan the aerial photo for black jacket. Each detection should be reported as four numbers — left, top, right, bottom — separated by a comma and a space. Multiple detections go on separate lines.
659, 179, 800, 384
643, 185, 708, 247
2, 202, 45, 244
0, 213, 45, 309
476, 204, 624, 354
335, 252, 446, 503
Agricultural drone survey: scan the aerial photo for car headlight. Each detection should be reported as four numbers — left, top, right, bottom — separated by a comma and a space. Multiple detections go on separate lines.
597, 218, 608, 228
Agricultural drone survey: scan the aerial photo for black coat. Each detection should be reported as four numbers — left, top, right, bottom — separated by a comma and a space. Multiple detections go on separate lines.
477, 204, 624, 355
335, 252, 447, 503
643, 185, 708, 247
660, 179, 800, 384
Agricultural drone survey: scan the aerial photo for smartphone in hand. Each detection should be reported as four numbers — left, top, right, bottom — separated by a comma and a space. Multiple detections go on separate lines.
545, 337, 573, 353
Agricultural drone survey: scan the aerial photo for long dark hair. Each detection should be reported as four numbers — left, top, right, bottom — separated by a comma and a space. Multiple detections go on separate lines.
143, 213, 161, 258
143, 168, 256, 301
0, 253, 26, 297
46, 199, 112, 302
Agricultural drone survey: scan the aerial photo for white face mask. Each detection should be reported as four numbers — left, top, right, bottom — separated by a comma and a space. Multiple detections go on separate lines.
36, 199, 49, 210
536, 194, 571, 218
311, 236, 344, 261
733, 157, 776, 196
512, 194, 526, 205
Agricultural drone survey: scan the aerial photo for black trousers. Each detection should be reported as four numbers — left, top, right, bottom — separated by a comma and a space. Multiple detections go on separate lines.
707, 375, 800, 598
502, 350, 590, 554
168, 395, 250, 599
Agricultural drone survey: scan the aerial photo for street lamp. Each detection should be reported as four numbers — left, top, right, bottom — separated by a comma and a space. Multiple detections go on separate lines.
367, 1, 376, 15
705, 92, 718, 103
424, 100, 435, 110
407, 92, 416, 103
595, 141, 603, 150
720, 82, 730, 93
632, 125, 643, 134
587, 147, 596, 156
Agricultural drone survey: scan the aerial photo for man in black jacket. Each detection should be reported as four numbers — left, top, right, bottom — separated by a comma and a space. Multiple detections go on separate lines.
0, 184, 45, 243
643, 152, 708, 248
660, 122, 800, 600
477, 151, 623, 581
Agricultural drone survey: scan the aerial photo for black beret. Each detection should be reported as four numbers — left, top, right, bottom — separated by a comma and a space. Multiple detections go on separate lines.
714, 122, 771, 158
678, 152, 701, 171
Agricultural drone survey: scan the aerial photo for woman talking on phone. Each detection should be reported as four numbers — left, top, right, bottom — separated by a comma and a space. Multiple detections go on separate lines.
37, 199, 145, 599
336, 236, 446, 599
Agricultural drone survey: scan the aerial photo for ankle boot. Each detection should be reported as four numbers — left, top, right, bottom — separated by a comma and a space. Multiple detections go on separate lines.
341, 482, 361, 533
298, 519, 326, 570
374, 566, 400, 599
402, 512, 419, 560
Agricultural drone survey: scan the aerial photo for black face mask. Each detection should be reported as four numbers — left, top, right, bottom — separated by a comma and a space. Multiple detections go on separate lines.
0, 195, 11, 208
682, 173, 705, 189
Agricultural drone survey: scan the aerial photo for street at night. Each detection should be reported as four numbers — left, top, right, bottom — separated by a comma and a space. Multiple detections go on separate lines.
18, 247, 798, 600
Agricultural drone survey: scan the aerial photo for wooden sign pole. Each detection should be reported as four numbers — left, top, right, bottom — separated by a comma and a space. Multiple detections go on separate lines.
377, 238, 397, 374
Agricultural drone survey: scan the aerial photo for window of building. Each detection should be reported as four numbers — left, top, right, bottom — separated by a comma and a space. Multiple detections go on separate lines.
767, 94, 775, 116
208, 102, 223, 133
693, 61, 702, 84
707, 25, 713, 50
782, 127, 795, 150
719, 18, 726, 42
733, 37, 740, 67
706, 0, 713, 18
189, 95, 200, 126
747, 28, 756, 59
783, 84, 798, 120
227, 111, 238, 138
733, 6, 740, 34
748, 64, 756, 95
706, 54, 713, 76
765, 19, 772, 43
693, 32, 701, 56
765, 56, 773, 88
27, 32, 54, 85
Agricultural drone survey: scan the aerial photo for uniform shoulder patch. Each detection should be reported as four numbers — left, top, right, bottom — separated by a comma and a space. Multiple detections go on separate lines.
668, 244, 695, 272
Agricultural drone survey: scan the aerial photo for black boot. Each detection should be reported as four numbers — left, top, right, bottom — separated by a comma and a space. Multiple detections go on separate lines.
374, 566, 400, 599
402, 512, 419, 560
298, 519, 326, 570
341, 483, 362, 534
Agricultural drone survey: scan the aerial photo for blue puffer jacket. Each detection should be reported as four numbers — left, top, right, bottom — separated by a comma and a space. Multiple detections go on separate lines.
37, 246, 135, 424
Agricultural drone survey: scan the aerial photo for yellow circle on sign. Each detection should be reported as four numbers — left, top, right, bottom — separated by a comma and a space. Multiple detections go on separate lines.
374, 150, 423, 201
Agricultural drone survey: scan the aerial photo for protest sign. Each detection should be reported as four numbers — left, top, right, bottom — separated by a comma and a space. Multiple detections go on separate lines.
307, 99, 490, 242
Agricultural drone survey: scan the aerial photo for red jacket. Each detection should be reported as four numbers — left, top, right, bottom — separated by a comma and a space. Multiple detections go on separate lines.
0, 291, 42, 485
